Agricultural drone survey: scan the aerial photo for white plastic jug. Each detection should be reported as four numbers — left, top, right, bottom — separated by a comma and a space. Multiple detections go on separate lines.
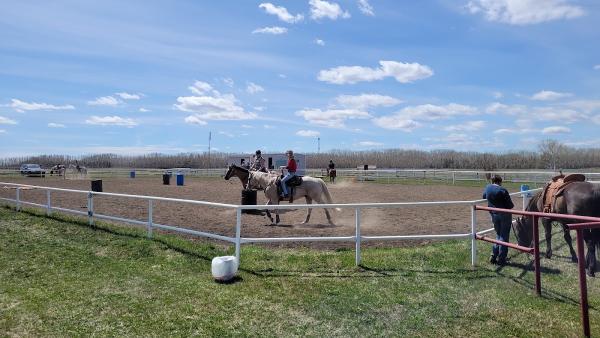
211, 256, 238, 282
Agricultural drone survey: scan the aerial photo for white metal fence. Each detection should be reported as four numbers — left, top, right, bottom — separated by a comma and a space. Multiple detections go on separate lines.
0, 181, 543, 266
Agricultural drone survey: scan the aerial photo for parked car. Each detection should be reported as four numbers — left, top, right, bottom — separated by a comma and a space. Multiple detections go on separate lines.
20, 164, 46, 177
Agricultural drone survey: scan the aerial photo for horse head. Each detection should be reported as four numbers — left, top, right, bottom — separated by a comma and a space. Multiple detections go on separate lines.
512, 216, 533, 247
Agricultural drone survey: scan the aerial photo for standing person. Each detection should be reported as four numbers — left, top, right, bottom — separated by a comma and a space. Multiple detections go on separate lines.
280, 150, 297, 198
328, 159, 335, 171
482, 175, 514, 265
327, 159, 336, 183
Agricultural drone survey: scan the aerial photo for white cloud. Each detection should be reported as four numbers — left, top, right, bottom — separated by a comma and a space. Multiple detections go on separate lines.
264, 124, 275, 129
175, 82, 258, 124
542, 126, 571, 134
296, 108, 371, 128
357, 0, 374, 16
357, 141, 384, 147
139, 108, 150, 112
0, 116, 18, 125
534, 107, 585, 122
259, 3, 304, 23
593, 115, 600, 125
531, 90, 573, 101
278, 74, 287, 78
318, 60, 434, 84
184, 115, 207, 125
246, 82, 264, 94
10, 99, 74, 112
252, 26, 288, 35
335, 93, 402, 109
485, 102, 527, 115
399, 103, 478, 121
314, 38, 325, 46
443, 120, 486, 132
0, 129, 5, 134
219, 131, 235, 138
241, 124, 253, 129
296, 130, 321, 137
87, 96, 120, 106
493, 91, 504, 99
594, 65, 600, 70
310, 0, 350, 20
115, 92, 141, 100
372, 116, 420, 131
85, 115, 138, 127
48, 123, 65, 128
493, 128, 517, 134
466, 0, 585, 25
372, 103, 477, 131
563, 100, 600, 113
222, 78, 235, 87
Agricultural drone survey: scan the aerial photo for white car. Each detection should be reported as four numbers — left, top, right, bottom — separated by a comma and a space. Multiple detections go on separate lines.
20, 164, 46, 177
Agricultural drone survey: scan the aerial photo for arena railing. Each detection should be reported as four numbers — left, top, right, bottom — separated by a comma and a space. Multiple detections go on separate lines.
0, 181, 542, 268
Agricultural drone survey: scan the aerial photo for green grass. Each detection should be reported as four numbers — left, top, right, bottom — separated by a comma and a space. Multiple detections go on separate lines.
0, 206, 598, 337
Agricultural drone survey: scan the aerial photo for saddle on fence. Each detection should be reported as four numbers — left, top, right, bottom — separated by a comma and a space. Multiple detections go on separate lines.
542, 173, 586, 213
276, 175, 303, 203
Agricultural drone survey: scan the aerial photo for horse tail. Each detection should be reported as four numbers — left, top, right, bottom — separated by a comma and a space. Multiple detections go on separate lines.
320, 179, 341, 212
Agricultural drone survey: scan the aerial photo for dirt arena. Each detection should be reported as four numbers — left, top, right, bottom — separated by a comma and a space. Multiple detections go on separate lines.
0, 176, 511, 248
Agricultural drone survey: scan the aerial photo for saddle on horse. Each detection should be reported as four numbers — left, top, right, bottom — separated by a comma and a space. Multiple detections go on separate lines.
542, 173, 586, 213
276, 175, 303, 203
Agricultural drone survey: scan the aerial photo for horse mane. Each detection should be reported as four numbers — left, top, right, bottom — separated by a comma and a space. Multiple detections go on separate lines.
231, 164, 249, 173
526, 190, 542, 212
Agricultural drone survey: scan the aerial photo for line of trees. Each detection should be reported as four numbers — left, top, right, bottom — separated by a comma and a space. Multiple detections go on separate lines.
2, 140, 599, 170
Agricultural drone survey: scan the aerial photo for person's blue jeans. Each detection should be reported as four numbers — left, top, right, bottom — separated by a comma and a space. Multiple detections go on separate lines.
491, 212, 512, 260
281, 172, 295, 196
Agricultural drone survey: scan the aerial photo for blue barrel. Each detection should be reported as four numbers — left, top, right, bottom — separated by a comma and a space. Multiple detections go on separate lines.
520, 184, 532, 197
176, 173, 184, 186
130, 170, 136, 178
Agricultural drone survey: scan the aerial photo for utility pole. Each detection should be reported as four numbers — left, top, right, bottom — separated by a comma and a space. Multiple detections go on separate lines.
317, 137, 320, 154
208, 131, 212, 169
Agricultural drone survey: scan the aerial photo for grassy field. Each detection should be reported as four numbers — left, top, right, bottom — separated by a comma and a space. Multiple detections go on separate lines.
0, 206, 598, 337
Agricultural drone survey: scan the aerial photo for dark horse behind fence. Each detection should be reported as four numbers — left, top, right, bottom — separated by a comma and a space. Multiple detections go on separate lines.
513, 182, 600, 277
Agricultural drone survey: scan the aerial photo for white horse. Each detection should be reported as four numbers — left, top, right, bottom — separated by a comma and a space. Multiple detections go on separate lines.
247, 169, 338, 225
67, 163, 87, 179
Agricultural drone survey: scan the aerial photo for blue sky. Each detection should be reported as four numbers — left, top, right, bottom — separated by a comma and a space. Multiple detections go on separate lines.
1, 0, 599, 157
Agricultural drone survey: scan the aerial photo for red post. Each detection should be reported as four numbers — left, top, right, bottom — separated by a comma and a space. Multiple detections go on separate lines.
576, 229, 590, 337
532, 215, 541, 296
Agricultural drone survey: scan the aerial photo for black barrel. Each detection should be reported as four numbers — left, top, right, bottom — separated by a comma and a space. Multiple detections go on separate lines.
91, 179, 103, 192
163, 174, 170, 185
241, 189, 261, 214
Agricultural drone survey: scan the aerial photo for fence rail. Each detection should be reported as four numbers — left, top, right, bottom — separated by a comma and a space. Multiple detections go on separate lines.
0, 181, 541, 267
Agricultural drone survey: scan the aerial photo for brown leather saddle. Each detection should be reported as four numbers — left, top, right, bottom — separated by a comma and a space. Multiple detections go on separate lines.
277, 175, 303, 203
542, 173, 585, 213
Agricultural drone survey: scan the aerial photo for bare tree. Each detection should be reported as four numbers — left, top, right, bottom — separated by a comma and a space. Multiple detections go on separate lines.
538, 139, 567, 170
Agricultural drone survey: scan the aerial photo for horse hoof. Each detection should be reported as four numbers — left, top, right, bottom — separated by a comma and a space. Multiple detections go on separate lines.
545, 253, 552, 259
587, 271, 595, 277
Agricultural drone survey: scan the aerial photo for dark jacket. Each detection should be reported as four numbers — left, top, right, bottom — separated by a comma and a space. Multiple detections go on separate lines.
482, 184, 514, 212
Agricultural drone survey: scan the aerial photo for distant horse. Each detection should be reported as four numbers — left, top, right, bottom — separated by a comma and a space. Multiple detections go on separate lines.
49, 164, 66, 176
513, 183, 600, 277
67, 163, 87, 178
224, 164, 337, 225
328, 168, 337, 183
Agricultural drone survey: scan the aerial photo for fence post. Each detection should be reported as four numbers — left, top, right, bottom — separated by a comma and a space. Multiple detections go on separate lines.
452, 172, 456, 185
16, 187, 21, 211
87, 192, 94, 226
575, 229, 591, 338
46, 190, 51, 216
532, 216, 541, 296
471, 204, 477, 266
147, 199, 153, 238
235, 208, 242, 263
355, 207, 361, 266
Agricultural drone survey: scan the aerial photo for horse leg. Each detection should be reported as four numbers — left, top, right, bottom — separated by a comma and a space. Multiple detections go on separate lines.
543, 218, 553, 259
586, 238, 596, 277
264, 200, 274, 224
301, 196, 313, 224
314, 195, 334, 225
562, 223, 578, 262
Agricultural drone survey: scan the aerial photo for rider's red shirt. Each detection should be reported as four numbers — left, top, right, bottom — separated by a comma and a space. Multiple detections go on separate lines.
286, 159, 297, 172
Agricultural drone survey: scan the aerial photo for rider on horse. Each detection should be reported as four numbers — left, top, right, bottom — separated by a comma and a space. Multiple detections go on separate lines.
251, 150, 267, 172
280, 150, 297, 198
